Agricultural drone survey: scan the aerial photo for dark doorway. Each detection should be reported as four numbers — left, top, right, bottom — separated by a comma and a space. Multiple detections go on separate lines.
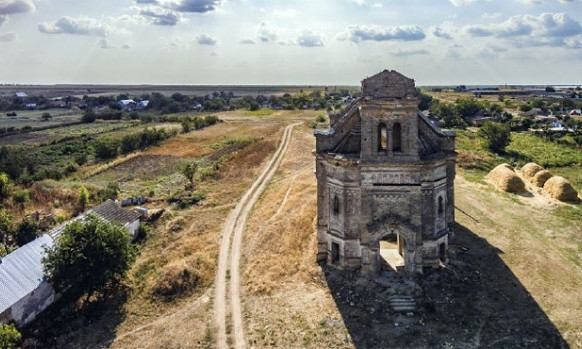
331, 242, 340, 264
439, 242, 447, 263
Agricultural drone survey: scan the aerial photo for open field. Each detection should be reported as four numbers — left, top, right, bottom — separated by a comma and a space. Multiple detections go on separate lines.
11, 110, 582, 348
0, 108, 83, 130
0, 85, 360, 99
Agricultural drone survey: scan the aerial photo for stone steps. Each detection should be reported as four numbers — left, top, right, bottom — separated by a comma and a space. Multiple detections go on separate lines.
389, 296, 416, 313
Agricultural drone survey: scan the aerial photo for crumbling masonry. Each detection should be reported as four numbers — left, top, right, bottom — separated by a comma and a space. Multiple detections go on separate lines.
315, 70, 456, 277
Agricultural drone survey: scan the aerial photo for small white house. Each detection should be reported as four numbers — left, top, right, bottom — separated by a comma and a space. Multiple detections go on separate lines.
117, 99, 136, 111
0, 235, 56, 326
90, 200, 141, 240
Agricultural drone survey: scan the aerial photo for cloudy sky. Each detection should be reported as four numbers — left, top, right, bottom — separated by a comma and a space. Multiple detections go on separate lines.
1, 0, 582, 85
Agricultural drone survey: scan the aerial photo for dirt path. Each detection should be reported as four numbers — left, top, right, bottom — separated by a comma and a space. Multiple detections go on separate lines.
214, 122, 300, 349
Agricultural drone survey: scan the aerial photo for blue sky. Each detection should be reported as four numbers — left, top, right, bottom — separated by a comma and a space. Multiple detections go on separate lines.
1, 0, 582, 85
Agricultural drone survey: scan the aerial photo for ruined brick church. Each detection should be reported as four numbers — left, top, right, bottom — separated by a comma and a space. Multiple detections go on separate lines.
315, 70, 456, 277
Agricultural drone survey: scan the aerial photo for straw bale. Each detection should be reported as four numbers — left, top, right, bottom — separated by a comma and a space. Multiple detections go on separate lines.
531, 170, 553, 188
543, 176, 579, 202
489, 163, 525, 193
522, 162, 544, 180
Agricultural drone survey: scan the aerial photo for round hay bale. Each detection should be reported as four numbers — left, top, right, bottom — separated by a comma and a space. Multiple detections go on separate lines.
531, 170, 553, 187
489, 163, 525, 193
522, 162, 544, 180
543, 176, 579, 202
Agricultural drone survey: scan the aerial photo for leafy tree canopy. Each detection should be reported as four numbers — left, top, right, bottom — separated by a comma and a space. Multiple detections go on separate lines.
43, 215, 136, 303
478, 121, 511, 154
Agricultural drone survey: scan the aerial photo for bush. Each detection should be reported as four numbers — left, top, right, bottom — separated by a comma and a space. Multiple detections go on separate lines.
0, 172, 12, 200
16, 217, 39, 246
0, 323, 22, 349
478, 121, 511, 153
12, 189, 30, 209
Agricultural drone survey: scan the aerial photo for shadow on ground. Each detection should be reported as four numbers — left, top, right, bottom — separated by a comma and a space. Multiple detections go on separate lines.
20, 286, 129, 349
322, 222, 569, 349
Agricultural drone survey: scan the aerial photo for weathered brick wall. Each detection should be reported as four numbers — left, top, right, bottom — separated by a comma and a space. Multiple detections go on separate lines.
361, 70, 416, 99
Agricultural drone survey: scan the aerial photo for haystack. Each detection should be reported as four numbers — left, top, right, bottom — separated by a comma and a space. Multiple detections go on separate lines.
522, 162, 544, 180
532, 170, 553, 187
543, 176, 579, 202
488, 163, 525, 193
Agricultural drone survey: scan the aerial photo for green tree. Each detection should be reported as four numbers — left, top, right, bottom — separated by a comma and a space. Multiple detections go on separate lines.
41, 112, 52, 121
82, 109, 97, 123
181, 162, 198, 190
16, 217, 39, 246
0, 323, 22, 349
78, 185, 90, 211
12, 189, 30, 210
0, 209, 14, 245
478, 121, 511, 153
42, 215, 136, 303
0, 172, 11, 200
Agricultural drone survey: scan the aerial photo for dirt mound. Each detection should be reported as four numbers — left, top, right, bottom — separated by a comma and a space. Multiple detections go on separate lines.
532, 170, 553, 188
489, 163, 525, 193
543, 176, 579, 202
522, 163, 544, 180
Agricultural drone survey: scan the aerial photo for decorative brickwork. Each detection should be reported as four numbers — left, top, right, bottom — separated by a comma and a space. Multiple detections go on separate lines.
314, 70, 457, 277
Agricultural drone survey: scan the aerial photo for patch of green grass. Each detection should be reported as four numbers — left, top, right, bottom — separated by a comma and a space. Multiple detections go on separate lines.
206, 136, 256, 150
553, 204, 582, 222
246, 108, 274, 116
507, 133, 582, 168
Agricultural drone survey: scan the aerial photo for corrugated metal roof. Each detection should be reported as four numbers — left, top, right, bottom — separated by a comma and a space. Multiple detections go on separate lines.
0, 234, 53, 314
91, 200, 140, 225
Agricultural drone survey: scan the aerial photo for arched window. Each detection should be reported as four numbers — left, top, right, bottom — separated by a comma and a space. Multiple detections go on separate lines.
378, 123, 387, 151
438, 196, 444, 217
333, 194, 340, 215
392, 122, 402, 152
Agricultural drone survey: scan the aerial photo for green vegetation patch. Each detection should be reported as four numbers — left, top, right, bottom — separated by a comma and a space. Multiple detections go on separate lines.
206, 136, 256, 150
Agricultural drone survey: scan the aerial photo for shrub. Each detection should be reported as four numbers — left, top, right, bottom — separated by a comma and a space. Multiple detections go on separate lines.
16, 217, 39, 246
0, 323, 22, 349
478, 121, 511, 153
12, 189, 30, 209
0, 172, 11, 200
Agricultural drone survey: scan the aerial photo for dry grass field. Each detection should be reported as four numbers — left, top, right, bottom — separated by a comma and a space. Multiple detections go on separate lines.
22, 109, 582, 348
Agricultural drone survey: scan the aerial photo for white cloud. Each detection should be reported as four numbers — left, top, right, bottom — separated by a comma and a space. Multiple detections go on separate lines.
0, 15, 6, 26
463, 12, 582, 41
449, 0, 478, 6
139, 7, 181, 26
135, 0, 222, 13
240, 39, 255, 45
257, 22, 277, 43
338, 24, 426, 43
0, 0, 35, 15
431, 26, 453, 40
0, 31, 16, 41
392, 49, 430, 56
99, 38, 116, 49
297, 30, 324, 47
38, 16, 111, 36
516, 0, 543, 4
196, 33, 217, 45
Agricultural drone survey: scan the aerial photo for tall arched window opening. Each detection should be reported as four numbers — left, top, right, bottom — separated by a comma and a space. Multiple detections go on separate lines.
392, 122, 402, 152
378, 123, 387, 151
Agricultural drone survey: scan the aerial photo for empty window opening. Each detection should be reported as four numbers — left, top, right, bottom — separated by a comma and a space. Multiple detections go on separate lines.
438, 196, 444, 217
379, 233, 405, 272
332, 194, 340, 215
331, 242, 340, 264
439, 242, 447, 263
378, 123, 387, 151
392, 122, 402, 152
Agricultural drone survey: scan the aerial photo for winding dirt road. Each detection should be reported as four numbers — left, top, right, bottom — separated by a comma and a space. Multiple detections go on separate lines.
214, 123, 299, 349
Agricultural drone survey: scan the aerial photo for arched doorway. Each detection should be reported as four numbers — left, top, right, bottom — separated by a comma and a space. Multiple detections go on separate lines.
379, 232, 405, 272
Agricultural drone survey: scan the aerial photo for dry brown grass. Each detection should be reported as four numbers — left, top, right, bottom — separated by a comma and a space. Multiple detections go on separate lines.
243, 126, 319, 296
522, 162, 544, 180
488, 163, 526, 193
544, 176, 579, 202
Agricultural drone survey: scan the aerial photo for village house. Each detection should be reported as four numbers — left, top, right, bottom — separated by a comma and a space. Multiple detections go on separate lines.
0, 235, 56, 326
315, 70, 456, 277
0, 201, 141, 326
